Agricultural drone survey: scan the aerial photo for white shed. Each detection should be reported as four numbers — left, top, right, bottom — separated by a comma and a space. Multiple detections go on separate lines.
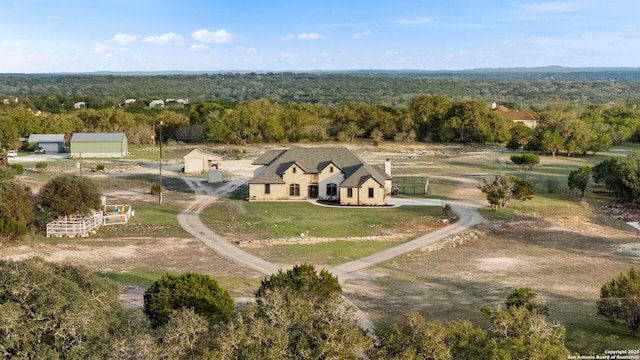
183, 149, 222, 173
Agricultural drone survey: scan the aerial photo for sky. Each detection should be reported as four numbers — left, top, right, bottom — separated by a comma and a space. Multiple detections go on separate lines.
1, 0, 639, 73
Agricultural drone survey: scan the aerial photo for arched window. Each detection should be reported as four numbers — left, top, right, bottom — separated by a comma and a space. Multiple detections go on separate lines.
289, 184, 300, 196
326, 183, 337, 196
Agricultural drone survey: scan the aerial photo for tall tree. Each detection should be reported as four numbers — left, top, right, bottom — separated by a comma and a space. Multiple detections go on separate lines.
568, 166, 592, 199
477, 175, 535, 210
597, 267, 640, 337
0, 258, 122, 359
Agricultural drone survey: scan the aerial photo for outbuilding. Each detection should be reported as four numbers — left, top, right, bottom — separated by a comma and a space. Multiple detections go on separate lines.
27, 134, 66, 153
70, 132, 128, 158
183, 149, 222, 173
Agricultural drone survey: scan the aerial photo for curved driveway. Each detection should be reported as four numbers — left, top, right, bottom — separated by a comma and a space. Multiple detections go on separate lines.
177, 177, 485, 279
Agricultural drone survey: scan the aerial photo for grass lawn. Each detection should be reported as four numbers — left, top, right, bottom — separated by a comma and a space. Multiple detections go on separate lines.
201, 201, 446, 239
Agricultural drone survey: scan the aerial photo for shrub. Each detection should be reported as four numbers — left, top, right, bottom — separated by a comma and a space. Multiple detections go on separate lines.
150, 183, 161, 195
35, 162, 48, 170
143, 272, 233, 328
9, 163, 24, 175
96, 163, 105, 171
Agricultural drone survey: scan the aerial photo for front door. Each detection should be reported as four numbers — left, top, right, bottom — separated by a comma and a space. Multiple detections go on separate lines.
308, 185, 318, 198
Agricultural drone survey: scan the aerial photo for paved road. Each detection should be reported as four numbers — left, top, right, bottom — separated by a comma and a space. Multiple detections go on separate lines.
177, 178, 279, 275
331, 198, 485, 280
177, 178, 485, 279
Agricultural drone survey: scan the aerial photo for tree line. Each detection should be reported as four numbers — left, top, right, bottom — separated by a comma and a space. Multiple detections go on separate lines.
3, 72, 640, 107
3, 259, 638, 358
3, 95, 640, 153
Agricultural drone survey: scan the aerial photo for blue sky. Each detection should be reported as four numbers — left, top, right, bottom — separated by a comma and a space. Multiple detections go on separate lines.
1, 0, 639, 73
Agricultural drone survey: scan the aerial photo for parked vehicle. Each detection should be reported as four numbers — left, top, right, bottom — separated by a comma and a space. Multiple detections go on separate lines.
34, 147, 45, 154
7, 150, 17, 157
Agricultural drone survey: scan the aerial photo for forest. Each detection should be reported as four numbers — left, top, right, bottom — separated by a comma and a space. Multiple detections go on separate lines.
1, 93, 638, 159
2, 69, 640, 108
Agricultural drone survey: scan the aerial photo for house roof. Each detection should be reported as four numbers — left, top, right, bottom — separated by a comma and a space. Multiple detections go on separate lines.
183, 148, 222, 160
249, 147, 390, 187
27, 134, 66, 143
71, 132, 126, 142
493, 105, 537, 121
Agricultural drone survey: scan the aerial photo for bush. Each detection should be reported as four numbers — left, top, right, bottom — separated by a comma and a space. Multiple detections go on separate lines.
96, 163, 105, 171
9, 163, 23, 175
150, 183, 161, 195
143, 272, 233, 328
38, 175, 101, 217
35, 162, 48, 170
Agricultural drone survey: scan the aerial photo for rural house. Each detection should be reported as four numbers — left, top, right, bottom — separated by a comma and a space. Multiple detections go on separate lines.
492, 103, 538, 128
182, 148, 222, 173
70, 132, 128, 158
249, 148, 392, 206
27, 134, 66, 153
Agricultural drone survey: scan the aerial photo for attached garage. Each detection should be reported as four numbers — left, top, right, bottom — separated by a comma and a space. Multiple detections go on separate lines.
183, 149, 222, 173
70, 132, 128, 158
27, 134, 66, 153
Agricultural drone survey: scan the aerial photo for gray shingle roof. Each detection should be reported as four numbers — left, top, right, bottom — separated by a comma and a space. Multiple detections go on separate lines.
71, 133, 126, 142
249, 147, 389, 186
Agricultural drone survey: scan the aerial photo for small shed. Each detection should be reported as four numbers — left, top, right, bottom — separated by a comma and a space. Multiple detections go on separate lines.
27, 134, 66, 153
183, 149, 222, 173
70, 132, 128, 158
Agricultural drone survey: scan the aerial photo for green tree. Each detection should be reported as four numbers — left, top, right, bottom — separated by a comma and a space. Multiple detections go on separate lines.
510, 153, 540, 171
506, 123, 534, 150
143, 272, 234, 328
568, 166, 592, 199
38, 175, 101, 217
477, 175, 535, 210
505, 287, 549, 315
207, 265, 371, 359
0, 180, 34, 240
597, 267, 640, 337
481, 305, 570, 359
0, 258, 122, 359
255, 263, 342, 301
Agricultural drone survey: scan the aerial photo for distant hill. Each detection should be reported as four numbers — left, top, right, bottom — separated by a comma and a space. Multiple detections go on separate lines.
2, 67, 640, 107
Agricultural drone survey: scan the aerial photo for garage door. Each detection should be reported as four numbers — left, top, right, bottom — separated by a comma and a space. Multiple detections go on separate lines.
186, 158, 202, 173
40, 143, 59, 153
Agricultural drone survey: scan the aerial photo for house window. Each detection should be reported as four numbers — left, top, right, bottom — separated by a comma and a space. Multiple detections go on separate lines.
330, 166, 334, 173
293, 167, 296, 173
265, 184, 270, 194
368, 187, 374, 198
347, 188, 353, 198
327, 183, 337, 196
289, 184, 300, 196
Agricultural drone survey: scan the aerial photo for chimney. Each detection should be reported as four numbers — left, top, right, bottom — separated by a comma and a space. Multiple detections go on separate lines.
385, 159, 391, 177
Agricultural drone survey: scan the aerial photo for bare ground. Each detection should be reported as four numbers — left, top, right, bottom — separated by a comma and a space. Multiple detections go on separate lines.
3, 143, 640, 330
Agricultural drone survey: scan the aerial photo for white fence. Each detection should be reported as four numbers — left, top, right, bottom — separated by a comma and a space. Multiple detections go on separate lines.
45, 205, 134, 237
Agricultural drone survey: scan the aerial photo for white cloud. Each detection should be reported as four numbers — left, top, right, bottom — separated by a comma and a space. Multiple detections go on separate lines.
280, 53, 299, 58
113, 33, 139, 45
353, 30, 373, 39
283, 33, 325, 40
191, 29, 237, 44
188, 44, 209, 51
93, 43, 129, 58
236, 46, 257, 53
298, 33, 325, 40
393, 17, 433, 25
0, 41, 23, 48
385, 50, 400, 57
143, 33, 184, 45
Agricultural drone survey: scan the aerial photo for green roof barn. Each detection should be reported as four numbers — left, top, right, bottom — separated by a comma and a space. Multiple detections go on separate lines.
70, 132, 128, 158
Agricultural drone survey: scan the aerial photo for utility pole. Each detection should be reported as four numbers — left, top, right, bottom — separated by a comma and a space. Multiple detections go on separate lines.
158, 121, 163, 205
